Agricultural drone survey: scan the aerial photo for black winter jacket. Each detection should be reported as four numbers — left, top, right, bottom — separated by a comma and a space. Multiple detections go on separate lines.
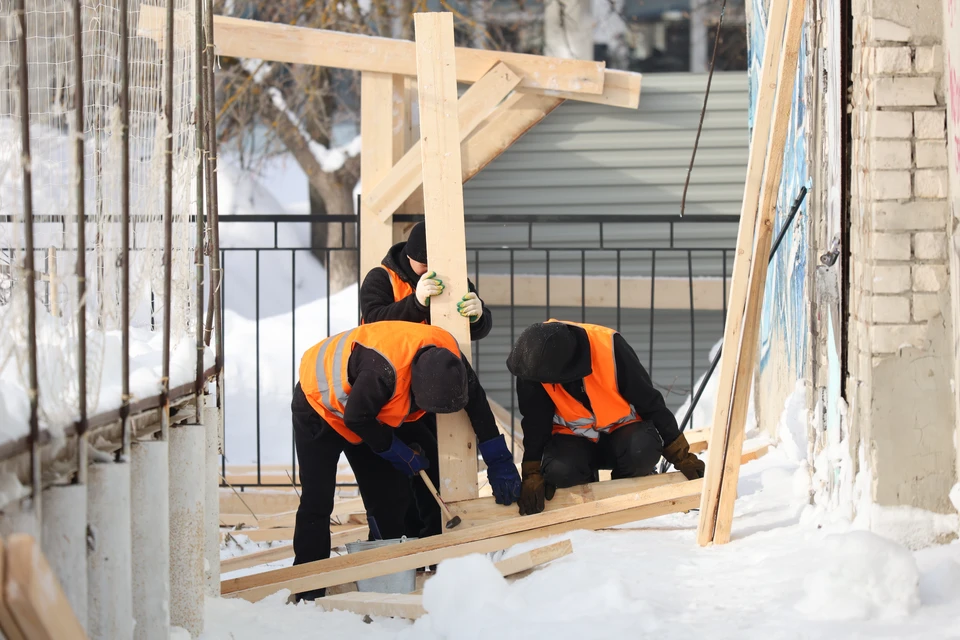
343, 344, 500, 451
359, 241, 493, 341
512, 326, 681, 463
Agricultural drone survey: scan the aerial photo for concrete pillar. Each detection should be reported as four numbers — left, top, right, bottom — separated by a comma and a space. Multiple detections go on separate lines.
88, 461, 134, 640
41, 483, 88, 633
169, 425, 205, 636
131, 440, 170, 640
203, 398, 221, 596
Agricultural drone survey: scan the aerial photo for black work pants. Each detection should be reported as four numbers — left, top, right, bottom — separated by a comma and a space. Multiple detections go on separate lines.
290, 384, 441, 600
540, 421, 663, 488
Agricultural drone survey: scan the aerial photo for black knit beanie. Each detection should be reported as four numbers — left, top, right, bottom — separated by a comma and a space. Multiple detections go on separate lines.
506, 322, 586, 384
411, 346, 468, 413
404, 222, 428, 264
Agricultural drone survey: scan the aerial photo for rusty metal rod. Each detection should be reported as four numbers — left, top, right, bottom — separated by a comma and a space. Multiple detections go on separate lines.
194, 0, 206, 421
161, 0, 175, 440
16, 0, 42, 517
119, 0, 132, 459
204, 0, 224, 384
73, 0, 88, 483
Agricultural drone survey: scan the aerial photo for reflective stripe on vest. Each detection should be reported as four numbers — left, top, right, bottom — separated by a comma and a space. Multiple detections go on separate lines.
314, 332, 351, 419
542, 319, 641, 441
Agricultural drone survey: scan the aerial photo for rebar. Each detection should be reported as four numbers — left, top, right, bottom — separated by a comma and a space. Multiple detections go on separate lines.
194, 0, 206, 421
73, 0, 88, 484
203, 0, 223, 386
15, 0, 42, 516
120, 0, 132, 458
161, 0, 176, 441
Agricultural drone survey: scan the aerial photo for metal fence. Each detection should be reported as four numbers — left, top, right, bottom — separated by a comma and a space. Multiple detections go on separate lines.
217, 212, 739, 488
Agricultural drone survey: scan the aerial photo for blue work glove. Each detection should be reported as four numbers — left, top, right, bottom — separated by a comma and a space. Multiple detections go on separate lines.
375, 434, 429, 477
478, 435, 521, 506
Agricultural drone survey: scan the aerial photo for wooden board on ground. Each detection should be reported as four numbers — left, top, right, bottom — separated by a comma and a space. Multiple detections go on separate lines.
222, 544, 295, 574
697, 0, 790, 548
230, 524, 368, 545
0, 539, 26, 640
415, 12, 479, 503
219, 489, 300, 515
705, 0, 805, 548
455, 473, 686, 527
4, 534, 88, 640
321, 539, 573, 618
222, 478, 701, 601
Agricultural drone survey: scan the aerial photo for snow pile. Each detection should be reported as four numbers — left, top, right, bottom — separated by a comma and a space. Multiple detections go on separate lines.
853, 503, 960, 550
917, 555, 960, 606
795, 530, 921, 621
776, 379, 809, 463
951, 483, 960, 513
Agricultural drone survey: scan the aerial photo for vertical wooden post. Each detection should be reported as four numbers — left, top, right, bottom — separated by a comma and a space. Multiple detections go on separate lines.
414, 11, 479, 503
360, 72, 396, 280
696, 0, 789, 547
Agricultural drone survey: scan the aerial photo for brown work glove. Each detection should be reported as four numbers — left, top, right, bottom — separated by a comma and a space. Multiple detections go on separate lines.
662, 433, 705, 480
518, 461, 556, 516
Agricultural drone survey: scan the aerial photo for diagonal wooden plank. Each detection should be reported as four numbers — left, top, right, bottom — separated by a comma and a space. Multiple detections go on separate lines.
221, 478, 700, 600
415, 12, 478, 503
138, 7, 607, 96
461, 93, 565, 183
711, 0, 807, 547
370, 62, 522, 223
696, 0, 790, 547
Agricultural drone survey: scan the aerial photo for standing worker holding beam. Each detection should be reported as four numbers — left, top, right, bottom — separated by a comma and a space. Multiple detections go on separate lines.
290, 321, 520, 601
506, 320, 705, 515
359, 219, 500, 536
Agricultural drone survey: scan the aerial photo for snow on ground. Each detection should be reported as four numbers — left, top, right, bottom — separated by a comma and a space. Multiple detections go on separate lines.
203, 447, 960, 639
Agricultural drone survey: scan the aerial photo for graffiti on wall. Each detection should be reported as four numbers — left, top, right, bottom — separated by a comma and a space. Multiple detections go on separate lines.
749, 0, 811, 381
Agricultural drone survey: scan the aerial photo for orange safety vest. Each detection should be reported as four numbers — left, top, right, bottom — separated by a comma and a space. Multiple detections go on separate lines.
360, 266, 426, 325
541, 319, 641, 441
299, 322, 460, 443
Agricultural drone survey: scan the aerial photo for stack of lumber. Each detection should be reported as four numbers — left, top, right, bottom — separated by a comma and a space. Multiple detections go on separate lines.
0, 535, 88, 640
697, 0, 806, 547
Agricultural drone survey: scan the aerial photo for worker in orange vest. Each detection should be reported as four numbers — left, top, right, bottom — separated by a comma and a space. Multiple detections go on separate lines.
291, 321, 520, 600
359, 221, 492, 339
506, 320, 705, 515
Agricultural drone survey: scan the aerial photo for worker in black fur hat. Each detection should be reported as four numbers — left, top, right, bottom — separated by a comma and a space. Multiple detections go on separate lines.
506, 320, 705, 516
359, 221, 492, 340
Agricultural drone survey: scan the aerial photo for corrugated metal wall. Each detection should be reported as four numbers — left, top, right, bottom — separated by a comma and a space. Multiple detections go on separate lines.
462, 72, 749, 420
464, 71, 749, 217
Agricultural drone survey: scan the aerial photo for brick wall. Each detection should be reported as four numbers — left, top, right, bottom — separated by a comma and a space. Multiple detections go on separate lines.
847, 0, 958, 514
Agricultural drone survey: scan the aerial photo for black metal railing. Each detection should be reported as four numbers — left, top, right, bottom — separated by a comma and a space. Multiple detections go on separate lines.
214, 213, 739, 487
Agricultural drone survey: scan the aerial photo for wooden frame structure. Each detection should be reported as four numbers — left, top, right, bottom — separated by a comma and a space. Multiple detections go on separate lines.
157, 7, 645, 504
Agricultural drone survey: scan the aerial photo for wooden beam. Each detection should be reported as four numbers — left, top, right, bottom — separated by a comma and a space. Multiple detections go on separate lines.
0, 540, 27, 640
455, 472, 686, 526
711, 0, 806, 547
461, 93, 565, 183
220, 490, 300, 515
4, 535, 88, 640
222, 545, 295, 574
517, 69, 641, 109
222, 479, 700, 600
360, 71, 397, 278
488, 398, 523, 463
696, 0, 790, 548
183, 11, 606, 96
370, 62, 522, 223
317, 592, 427, 619
233, 524, 369, 545
685, 429, 710, 454
490, 538, 573, 577
415, 12, 479, 503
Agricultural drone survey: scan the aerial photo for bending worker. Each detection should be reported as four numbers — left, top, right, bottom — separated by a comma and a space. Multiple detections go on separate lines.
360, 220, 492, 339
291, 321, 521, 600
505, 319, 705, 516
